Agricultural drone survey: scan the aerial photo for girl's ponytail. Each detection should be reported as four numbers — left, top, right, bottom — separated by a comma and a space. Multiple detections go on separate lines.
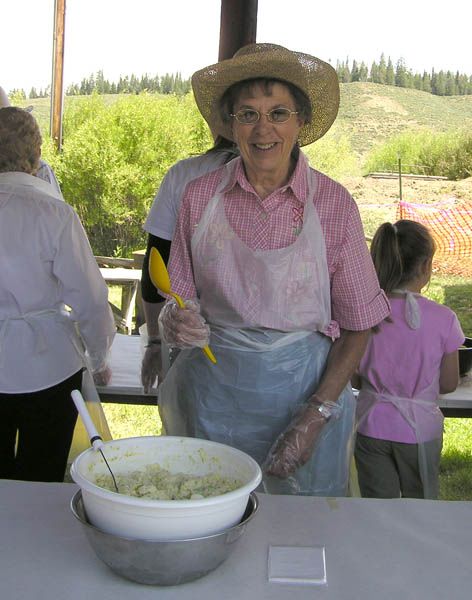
370, 222, 403, 293
371, 219, 435, 293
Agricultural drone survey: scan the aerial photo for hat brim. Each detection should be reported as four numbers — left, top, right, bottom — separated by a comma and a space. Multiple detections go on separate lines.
191, 44, 340, 147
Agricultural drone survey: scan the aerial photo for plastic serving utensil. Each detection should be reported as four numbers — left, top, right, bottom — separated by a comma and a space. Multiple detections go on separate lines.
149, 247, 217, 364
71, 389, 119, 493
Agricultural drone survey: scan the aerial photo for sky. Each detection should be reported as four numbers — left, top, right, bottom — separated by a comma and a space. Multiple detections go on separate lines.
2, 0, 471, 94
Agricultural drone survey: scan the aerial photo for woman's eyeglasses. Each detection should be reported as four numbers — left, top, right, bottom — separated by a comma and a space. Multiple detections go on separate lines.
230, 108, 299, 125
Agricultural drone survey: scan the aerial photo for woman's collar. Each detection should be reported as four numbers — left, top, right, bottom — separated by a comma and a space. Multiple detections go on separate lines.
0, 171, 62, 201
223, 152, 309, 204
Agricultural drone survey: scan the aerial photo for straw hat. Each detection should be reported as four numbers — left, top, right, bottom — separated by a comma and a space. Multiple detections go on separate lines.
191, 43, 340, 147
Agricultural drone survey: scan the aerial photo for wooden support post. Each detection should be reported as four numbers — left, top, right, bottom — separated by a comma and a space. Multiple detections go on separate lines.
50, 0, 66, 151
219, 0, 258, 61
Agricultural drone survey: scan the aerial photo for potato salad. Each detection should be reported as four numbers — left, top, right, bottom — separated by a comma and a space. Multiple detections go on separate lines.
95, 464, 241, 500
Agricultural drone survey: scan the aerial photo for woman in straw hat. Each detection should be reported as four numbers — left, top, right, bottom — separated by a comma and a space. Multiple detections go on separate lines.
157, 43, 390, 496
0, 106, 115, 482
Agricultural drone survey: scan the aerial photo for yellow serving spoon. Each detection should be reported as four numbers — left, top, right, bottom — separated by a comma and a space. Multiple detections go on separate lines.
149, 247, 216, 364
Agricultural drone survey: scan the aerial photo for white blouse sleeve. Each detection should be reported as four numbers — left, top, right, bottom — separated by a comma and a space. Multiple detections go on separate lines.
53, 209, 116, 372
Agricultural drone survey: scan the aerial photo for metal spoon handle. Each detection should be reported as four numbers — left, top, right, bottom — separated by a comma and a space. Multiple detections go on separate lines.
71, 389, 119, 493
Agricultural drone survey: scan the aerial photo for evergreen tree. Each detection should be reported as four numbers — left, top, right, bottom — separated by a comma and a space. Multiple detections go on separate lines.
378, 54, 387, 84
358, 62, 368, 82
161, 73, 173, 94
370, 60, 379, 83
29, 87, 38, 99
95, 70, 105, 94
342, 57, 351, 83
351, 60, 360, 82
395, 58, 410, 87
445, 71, 457, 95
432, 70, 447, 95
129, 74, 140, 93
422, 71, 432, 93
412, 73, 422, 90
10, 89, 26, 101
456, 73, 469, 95
386, 58, 395, 85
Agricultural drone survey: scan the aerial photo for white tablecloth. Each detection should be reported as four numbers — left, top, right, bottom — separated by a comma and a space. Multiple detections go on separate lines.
95, 334, 157, 403
1, 479, 471, 600
103, 334, 144, 390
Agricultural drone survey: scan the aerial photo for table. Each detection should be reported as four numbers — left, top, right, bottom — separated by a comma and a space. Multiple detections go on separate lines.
98, 334, 472, 416
1, 479, 471, 600
99, 267, 143, 335
439, 379, 472, 417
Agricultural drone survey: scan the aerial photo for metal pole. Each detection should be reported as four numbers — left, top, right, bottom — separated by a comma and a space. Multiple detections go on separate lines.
50, 0, 66, 151
219, 0, 258, 61
398, 156, 403, 202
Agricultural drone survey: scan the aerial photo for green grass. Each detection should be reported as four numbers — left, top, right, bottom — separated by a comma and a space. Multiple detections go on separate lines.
102, 404, 162, 439
440, 419, 472, 500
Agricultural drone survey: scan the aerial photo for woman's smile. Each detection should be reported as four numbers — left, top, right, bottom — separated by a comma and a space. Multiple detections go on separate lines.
231, 82, 303, 196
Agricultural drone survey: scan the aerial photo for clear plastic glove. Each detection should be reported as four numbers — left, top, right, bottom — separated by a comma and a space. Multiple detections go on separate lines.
92, 364, 112, 386
264, 397, 339, 479
159, 299, 210, 349
141, 342, 163, 393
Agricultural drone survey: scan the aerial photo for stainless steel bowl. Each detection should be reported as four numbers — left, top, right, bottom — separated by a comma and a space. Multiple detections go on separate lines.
71, 489, 258, 586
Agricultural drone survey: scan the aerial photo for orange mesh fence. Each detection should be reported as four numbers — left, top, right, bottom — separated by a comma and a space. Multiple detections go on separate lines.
397, 202, 472, 266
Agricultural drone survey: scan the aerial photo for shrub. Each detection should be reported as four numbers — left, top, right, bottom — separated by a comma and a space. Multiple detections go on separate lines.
304, 129, 360, 179
364, 129, 472, 180
43, 93, 213, 256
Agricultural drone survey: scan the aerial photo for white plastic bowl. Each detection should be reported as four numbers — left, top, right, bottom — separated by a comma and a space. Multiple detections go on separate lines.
70, 436, 262, 541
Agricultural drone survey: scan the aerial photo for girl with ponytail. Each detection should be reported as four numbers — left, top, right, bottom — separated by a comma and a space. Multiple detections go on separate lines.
353, 220, 464, 499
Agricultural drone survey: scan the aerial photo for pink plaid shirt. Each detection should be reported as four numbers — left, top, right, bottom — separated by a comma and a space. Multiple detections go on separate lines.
169, 155, 389, 331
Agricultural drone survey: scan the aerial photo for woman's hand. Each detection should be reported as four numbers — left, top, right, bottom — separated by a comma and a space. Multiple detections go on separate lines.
92, 365, 112, 386
159, 299, 210, 349
264, 400, 329, 478
141, 342, 163, 393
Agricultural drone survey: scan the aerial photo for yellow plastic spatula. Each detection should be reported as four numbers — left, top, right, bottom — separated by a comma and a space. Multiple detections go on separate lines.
149, 247, 216, 364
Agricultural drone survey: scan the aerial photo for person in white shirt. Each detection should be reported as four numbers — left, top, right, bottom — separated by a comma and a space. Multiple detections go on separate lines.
140, 137, 237, 392
0, 106, 116, 482
0, 85, 63, 198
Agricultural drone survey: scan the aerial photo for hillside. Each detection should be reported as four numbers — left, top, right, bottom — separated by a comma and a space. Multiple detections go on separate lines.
22, 83, 472, 163
325, 82, 472, 158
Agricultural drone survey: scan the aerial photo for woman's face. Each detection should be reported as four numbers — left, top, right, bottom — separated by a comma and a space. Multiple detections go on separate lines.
231, 82, 304, 185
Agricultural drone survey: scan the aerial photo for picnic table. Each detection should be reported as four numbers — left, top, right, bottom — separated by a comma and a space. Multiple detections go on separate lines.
97, 335, 472, 416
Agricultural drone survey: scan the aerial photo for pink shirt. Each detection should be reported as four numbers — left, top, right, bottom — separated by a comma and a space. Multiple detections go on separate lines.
357, 296, 465, 442
169, 154, 389, 331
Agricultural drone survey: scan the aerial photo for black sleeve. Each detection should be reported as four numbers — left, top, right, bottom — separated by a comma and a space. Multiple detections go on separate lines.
141, 234, 172, 303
